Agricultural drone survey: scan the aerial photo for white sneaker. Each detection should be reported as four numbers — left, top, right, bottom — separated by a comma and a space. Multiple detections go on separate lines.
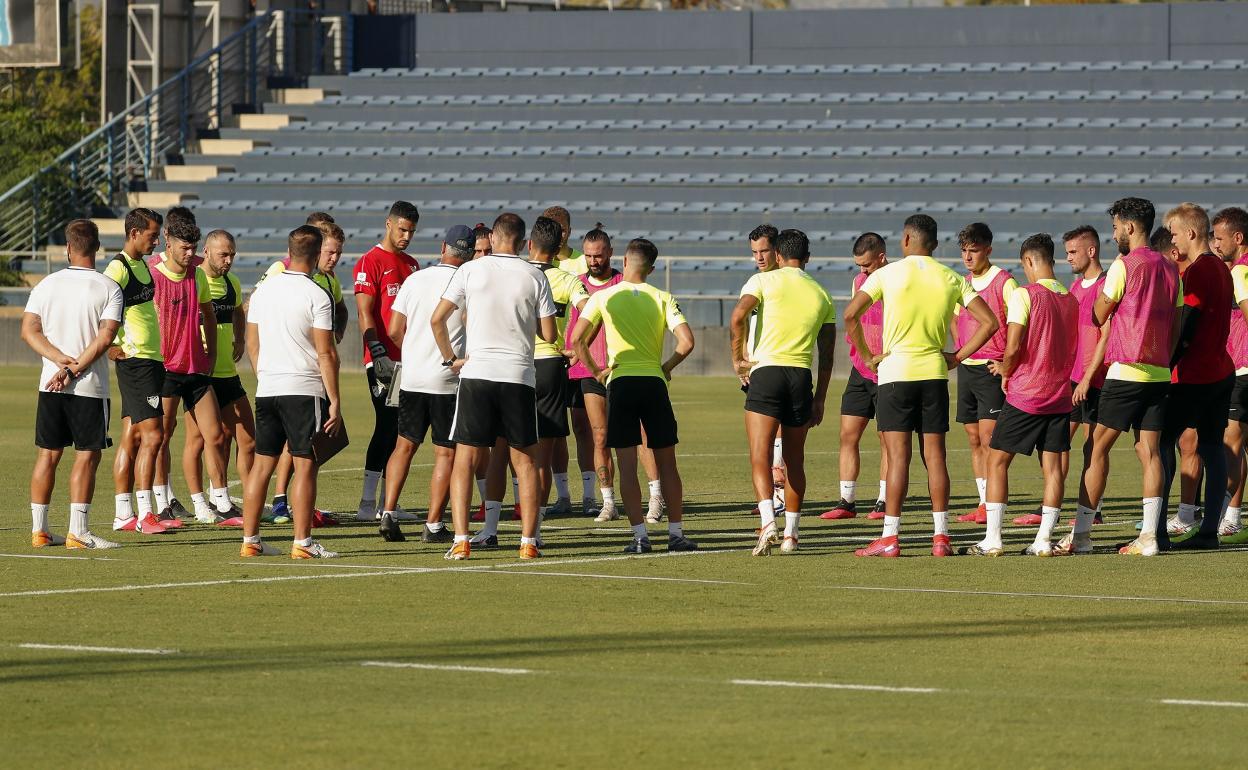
645, 495, 666, 524
1119, 534, 1159, 556
292, 541, 338, 559
1166, 515, 1197, 536
594, 500, 619, 523
469, 530, 497, 545
752, 523, 778, 557
111, 516, 137, 532
356, 500, 378, 522
195, 506, 223, 524
1219, 517, 1242, 537
780, 535, 798, 553
66, 531, 121, 550
391, 509, 420, 522
1053, 531, 1092, 556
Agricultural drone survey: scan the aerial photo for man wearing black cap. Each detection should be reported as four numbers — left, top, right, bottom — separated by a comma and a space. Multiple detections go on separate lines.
378, 226, 474, 542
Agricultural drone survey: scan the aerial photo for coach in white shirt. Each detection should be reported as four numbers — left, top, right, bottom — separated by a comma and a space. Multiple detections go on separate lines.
240, 225, 343, 560
22, 219, 123, 549
431, 213, 557, 561
377, 224, 473, 543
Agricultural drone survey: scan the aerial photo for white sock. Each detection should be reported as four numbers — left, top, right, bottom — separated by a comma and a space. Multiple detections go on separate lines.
153, 484, 169, 513
772, 438, 784, 467
932, 510, 948, 536
520, 536, 537, 546
1141, 497, 1163, 538
362, 470, 382, 503
1223, 506, 1242, 527
581, 471, 596, 501
295, 536, 313, 547
512, 477, 520, 505
426, 520, 444, 533
1073, 504, 1096, 535
475, 477, 487, 504
783, 509, 799, 538
69, 503, 89, 537
631, 522, 648, 539
554, 472, 570, 500
882, 515, 900, 538
482, 501, 502, 535
668, 521, 683, 537
31, 503, 49, 533
983, 502, 1005, 549
115, 493, 133, 520
191, 492, 210, 513
601, 488, 615, 506
975, 477, 987, 505
758, 499, 775, 530
211, 485, 233, 513
839, 480, 857, 503
1037, 506, 1060, 544
454, 534, 469, 544
135, 490, 154, 517
1095, 500, 1103, 515
243, 534, 261, 544
1177, 502, 1199, 526
878, 480, 887, 503
648, 479, 662, 499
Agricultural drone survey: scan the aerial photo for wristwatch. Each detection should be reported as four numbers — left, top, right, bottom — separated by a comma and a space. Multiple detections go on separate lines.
441, 359, 455, 368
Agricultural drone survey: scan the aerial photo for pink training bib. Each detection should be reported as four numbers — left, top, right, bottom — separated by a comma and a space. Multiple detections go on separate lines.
1227, 254, 1248, 370
1104, 247, 1180, 369
1069, 272, 1108, 388
152, 265, 209, 375
848, 270, 884, 383
1006, 284, 1079, 415
955, 269, 1012, 361
567, 270, 624, 380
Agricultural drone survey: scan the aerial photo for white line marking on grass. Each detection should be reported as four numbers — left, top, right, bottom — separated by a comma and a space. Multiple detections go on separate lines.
1160, 699, 1248, 709
361, 661, 534, 675
732, 679, 941, 694
0, 552, 121, 561
820, 585, 1248, 607
227, 561, 432, 572
18, 643, 177, 655
0, 569, 415, 599
465, 568, 753, 587
481, 548, 739, 570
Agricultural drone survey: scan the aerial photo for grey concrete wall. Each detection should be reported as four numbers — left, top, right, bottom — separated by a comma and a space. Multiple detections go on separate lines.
408, 3, 1248, 69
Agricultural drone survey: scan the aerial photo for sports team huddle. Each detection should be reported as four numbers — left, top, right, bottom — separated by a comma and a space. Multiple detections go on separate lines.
21, 195, 1248, 561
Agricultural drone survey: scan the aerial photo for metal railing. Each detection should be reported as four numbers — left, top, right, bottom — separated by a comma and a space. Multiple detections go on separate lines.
0, 10, 351, 267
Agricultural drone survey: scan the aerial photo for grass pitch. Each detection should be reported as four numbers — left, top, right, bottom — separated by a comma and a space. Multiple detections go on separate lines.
1, 366, 1246, 769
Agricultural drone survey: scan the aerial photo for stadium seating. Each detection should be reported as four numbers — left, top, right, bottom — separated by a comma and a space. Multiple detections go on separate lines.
149, 57, 1248, 309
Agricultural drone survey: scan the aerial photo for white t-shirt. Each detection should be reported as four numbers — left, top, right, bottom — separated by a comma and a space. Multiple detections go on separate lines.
392, 263, 463, 395
440, 253, 557, 387
24, 267, 124, 399
247, 271, 334, 398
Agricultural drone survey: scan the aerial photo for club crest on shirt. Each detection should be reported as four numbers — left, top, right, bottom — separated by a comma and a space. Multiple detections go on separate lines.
146, 395, 160, 409
387, 284, 400, 297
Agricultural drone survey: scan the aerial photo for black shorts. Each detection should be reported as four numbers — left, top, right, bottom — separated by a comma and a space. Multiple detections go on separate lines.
840, 367, 879, 420
956, 363, 1005, 423
1163, 376, 1234, 443
744, 365, 813, 428
398, 390, 455, 448
535, 358, 570, 439
451, 378, 538, 448
1096, 379, 1169, 433
580, 377, 607, 398
35, 393, 111, 451
877, 379, 950, 434
161, 372, 213, 412
606, 376, 679, 449
990, 402, 1071, 456
1228, 374, 1248, 423
211, 375, 247, 408
116, 356, 164, 423
256, 395, 327, 458
1070, 383, 1101, 425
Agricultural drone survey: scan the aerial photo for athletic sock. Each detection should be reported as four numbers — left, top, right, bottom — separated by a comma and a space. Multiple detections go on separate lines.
1073, 504, 1096, 535
1224, 506, 1242, 528
882, 515, 901, 538
191, 492, 209, 512
771, 438, 783, 467
115, 493, 133, 520
243, 534, 261, 545
783, 509, 799, 539
31, 503, 49, 533
648, 479, 662, 500
931, 510, 948, 536
482, 501, 502, 535
69, 503, 89, 537
153, 484, 169, 513
426, 520, 444, 533
295, 537, 313, 547
1141, 497, 1163, 539
273, 493, 288, 508
1036, 506, 1060, 544
975, 478, 987, 506
475, 478, 487, 504
983, 502, 1005, 549
839, 481, 857, 504
362, 470, 382, 504
454, 534, 469, 544
601, 488, 616, 507
553, 473, 570, 500
210, 485, 233, 514
758, 499, 776, 530
580, 471, 596, 502
668, 521, 683, 538
631, 522, 648, 539
520, 536, 537, 546
135, 490, 154, 518
1177, 502, 1199, 526
878, 480, 887, 503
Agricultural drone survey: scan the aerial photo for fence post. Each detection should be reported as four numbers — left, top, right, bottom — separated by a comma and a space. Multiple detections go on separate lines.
248, 23, 258, 107
106, 128, 115, 207
179, 73, 190, 151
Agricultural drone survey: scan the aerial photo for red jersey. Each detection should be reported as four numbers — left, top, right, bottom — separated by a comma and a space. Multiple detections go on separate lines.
1172, 252, 1233, 385
353, 245, 419, 363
